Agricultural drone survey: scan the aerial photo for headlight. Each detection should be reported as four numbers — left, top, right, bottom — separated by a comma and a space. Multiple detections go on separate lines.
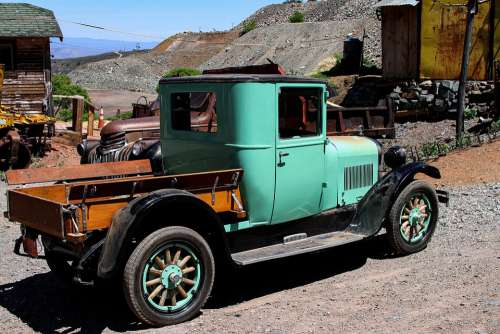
384, 146, 407, 169
77, 140, 87, 156
132, 141, 144, 156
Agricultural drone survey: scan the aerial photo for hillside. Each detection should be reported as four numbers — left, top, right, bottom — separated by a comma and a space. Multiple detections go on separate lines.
238, 0, 377, 28
63, 31, 238, 92
55, 0, 381, 92
205, 0, 381, 75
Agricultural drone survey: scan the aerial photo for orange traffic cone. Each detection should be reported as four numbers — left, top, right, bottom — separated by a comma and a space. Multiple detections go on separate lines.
98, 106, 104, 129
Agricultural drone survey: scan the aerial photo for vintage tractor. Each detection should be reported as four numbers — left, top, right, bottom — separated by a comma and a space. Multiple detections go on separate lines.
5, 73, 448, 327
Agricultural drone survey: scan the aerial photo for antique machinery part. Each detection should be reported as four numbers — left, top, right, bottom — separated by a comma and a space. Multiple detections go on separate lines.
0, 129, 31, 171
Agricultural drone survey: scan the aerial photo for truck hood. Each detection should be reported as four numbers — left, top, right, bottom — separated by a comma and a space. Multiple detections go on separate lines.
100, 116, 160, 136
327, 136, 380, 158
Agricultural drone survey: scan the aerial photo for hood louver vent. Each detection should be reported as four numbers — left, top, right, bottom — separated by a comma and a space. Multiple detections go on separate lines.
344, 164, 373, 191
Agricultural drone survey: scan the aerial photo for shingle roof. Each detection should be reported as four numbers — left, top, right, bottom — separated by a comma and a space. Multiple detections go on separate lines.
0, 3, 63, 39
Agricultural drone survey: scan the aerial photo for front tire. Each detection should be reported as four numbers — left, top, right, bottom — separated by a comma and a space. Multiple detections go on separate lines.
386, 180, 439, 255
123, 226, 214, 326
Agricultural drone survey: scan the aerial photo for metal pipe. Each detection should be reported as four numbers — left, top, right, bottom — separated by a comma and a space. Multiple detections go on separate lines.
456, 0, 478, 143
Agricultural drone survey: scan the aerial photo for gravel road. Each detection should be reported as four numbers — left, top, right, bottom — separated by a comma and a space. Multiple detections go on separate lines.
0, 180, 499, 333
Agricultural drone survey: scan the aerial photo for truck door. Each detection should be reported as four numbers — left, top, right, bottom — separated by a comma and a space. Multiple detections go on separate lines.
271, 85, 325, 224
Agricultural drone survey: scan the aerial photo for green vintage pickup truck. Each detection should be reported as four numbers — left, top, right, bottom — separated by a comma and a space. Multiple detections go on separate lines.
5, 74, 448, 327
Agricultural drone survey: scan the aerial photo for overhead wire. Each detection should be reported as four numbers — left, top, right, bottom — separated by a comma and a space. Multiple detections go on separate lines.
57, 17, 363, 50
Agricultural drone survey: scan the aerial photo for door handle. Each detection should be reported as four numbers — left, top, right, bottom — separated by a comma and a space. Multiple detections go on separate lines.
278, 151, 289, 167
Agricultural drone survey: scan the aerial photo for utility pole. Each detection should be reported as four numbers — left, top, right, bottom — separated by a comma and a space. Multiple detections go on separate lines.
456, 0, 478, 143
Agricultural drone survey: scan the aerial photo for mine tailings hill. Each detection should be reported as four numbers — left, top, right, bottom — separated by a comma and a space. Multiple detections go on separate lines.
203, 19, 379, 76
56, 31, 239, 93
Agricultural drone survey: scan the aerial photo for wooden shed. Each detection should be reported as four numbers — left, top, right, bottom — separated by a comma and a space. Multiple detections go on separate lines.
376, 0, 500, 81
0, 3, 63, 114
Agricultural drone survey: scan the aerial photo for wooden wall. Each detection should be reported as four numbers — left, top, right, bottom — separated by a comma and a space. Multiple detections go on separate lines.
15, 38, 51, 72
381, 6, 419, 79
0, 38, 51, 114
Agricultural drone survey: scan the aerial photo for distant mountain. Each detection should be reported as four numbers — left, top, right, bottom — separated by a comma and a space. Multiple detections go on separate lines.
50, 37, 159, 59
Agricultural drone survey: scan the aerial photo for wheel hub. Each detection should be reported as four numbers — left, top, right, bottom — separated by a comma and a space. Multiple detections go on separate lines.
409, 208, 424, 226
161, 265, 183, 289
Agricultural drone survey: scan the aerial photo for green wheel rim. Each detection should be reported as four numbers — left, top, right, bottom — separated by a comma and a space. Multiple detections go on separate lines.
399, 193, 432, 244
142, 242, 201, 313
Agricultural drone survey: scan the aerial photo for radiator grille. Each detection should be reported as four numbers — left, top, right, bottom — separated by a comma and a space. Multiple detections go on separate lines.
344, 164, 373, 191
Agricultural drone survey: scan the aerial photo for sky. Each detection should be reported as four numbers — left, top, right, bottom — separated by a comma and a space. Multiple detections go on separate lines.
3, 0, 279, 42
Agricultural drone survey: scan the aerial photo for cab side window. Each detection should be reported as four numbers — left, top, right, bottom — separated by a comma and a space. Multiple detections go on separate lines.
278, 88, 322, 139
171, 92, 217, 133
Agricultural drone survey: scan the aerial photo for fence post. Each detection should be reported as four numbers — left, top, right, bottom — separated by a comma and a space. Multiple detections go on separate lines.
88, 104, 95, 137
72, 96, 84, 135
495, 60, 500, 121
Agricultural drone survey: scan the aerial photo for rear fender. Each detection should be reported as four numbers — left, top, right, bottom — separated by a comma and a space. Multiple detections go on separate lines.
348, 162, 441, 236
97, 188, 230, 279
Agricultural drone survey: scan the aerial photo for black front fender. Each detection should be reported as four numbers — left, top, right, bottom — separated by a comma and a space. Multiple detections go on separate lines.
97, 188, 228, 279
348, 162, 441, 236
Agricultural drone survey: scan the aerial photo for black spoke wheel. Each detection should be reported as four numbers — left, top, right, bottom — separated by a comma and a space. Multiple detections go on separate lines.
123, 226, 214, 326
386, 180, 439, 255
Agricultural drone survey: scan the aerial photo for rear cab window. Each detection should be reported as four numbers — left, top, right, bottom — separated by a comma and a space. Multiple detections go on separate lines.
171, 92, 217, 133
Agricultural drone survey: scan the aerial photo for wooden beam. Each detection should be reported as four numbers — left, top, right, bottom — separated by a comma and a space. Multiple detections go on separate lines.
72, 96, 84, 134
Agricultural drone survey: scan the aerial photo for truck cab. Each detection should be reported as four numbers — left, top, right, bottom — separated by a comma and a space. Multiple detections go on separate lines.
159, 74, 379, 229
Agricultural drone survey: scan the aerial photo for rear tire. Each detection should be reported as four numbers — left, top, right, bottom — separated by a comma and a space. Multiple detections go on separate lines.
123, 226, 214, 326
386, 180, 438, 255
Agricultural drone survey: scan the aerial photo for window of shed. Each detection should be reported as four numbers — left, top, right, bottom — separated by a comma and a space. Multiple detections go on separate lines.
0, 44, 14, 70
279, 87, 322, 139
171, 92, 217, 133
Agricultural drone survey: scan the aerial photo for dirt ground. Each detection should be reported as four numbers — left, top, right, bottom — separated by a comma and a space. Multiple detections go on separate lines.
0, 141, 499, 334
88, 90, 157, 117
30, 142, 81, 169
419, 139, 500, 187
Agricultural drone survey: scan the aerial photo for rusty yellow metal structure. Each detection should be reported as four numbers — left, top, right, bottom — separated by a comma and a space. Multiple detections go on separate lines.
420, 0, 493, 80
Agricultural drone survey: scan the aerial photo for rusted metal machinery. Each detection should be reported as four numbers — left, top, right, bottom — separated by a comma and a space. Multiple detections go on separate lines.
132, 96, 158, 118
0, 64, 55, 170
327, 97, 395, 138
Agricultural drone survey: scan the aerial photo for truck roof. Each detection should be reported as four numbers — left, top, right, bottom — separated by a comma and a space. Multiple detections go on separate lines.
159, 74, 327, 85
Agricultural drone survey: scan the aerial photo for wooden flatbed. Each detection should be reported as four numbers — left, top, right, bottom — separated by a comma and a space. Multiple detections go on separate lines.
6, 160, 245, 243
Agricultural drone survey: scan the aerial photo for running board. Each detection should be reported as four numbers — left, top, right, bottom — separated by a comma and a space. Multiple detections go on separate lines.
231, 231, 365, 265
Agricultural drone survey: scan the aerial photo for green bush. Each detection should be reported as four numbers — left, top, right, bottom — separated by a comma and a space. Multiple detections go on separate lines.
52, 74, 91, 121
106, 111, 133, 121
464, 107, 478, 120
289, 11, 305, 23
156, 67, 202, 93
241, 20, 257, 36
308, 72, 328, 79
420, 142, 450, 158
53, 74, 90, 102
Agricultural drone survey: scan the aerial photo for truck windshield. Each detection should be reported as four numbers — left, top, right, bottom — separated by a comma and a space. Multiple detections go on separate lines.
278, 87, 322, 139
171, 92, 217, 133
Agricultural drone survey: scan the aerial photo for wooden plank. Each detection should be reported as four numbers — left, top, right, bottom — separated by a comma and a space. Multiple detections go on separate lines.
5, 160, 153, 185
72, 97, 84, 134
8, 190, 64, 238
67, 168, 243, 201
87, 105, 95, 137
